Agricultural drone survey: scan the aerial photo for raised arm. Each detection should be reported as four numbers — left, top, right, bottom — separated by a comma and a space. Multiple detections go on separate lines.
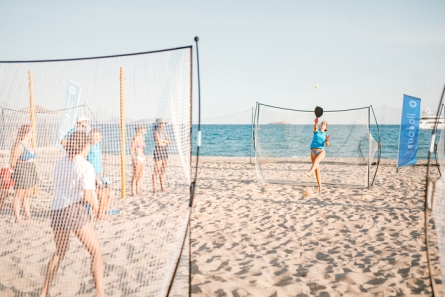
313, 118, 318, 132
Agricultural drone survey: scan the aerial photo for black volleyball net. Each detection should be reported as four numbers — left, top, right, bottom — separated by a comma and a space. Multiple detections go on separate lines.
253, 103, 381, 189
0, 47, 192, 296
426, 86, 445, 296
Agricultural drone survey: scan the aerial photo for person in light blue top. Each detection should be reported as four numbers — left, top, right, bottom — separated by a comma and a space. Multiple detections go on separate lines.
87, 141, 103, 176
87, 128, 112, 220
304, 118, 331, 193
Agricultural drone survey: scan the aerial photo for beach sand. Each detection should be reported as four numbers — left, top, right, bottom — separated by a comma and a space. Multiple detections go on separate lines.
0, 149, 191, 297
191, 157, 442, 296
0, 152, 443, 296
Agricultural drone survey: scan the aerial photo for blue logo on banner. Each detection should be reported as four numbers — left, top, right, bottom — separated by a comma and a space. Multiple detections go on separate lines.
397, 94, 421, 167
57, 79, 82, 150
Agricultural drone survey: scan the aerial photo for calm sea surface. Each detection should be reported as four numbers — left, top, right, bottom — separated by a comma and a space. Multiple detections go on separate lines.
192, 125, 436, 159
26, 123, 430, 160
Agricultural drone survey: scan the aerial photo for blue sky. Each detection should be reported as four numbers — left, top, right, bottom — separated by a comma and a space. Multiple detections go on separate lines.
1, 0, 444, 121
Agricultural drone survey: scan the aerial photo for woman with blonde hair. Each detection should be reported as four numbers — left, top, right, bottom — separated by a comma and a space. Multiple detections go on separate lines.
40, 131, 105, 297
10, 124, 38, 223
130, 125, 147, 196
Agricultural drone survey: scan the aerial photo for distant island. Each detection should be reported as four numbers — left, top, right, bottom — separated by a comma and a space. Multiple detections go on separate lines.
269, 121, 291, 125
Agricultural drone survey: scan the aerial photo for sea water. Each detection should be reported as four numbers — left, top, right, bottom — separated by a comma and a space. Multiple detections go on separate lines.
20, 122, 432, 160
192, 125, 436, 159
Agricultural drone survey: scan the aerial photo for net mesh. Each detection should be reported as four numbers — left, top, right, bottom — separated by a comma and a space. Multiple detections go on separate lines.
0, 47, 191, 296
432, 176, 445, 294
427, 99, 445, 295
434, 105, 445, 173
254, 104, 380, 188
201, 109, 253, 125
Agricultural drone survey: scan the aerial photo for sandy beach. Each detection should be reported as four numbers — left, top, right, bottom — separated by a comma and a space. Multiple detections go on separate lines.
0, 150, 191, 297
0, 152, 443, 296
191, 157, 442, 296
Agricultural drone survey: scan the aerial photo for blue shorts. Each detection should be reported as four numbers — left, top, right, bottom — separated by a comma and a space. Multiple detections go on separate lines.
311, 148, 324, 157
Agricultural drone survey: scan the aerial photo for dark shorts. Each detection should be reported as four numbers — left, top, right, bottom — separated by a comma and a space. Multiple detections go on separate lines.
12, 161, 38, 189
51, 203, 89, 232
153, 146, 168, 161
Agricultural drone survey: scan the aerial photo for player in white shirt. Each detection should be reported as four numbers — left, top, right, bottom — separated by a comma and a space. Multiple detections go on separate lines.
40, 131, 105, 297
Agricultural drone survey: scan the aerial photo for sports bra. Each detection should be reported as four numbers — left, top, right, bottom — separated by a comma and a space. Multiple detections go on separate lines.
20, 143, 36, 161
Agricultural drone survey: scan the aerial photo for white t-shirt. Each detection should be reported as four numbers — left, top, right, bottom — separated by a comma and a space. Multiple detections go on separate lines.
52, 155, 95, 210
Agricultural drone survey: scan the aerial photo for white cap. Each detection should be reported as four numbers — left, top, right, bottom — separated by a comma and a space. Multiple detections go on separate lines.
77, 115, 90, 123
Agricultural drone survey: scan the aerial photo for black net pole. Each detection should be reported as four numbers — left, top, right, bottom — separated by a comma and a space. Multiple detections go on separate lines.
370, 105, 381, 187
434, 104, 444, 177
368, 107, 370, 188
190, 36, 201, 207
425, 84, 445, 297
166, 39, 201, 297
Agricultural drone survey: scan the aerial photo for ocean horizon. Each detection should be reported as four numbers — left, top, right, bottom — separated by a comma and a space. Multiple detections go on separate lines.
1, 122, 434, 161
192, 124, 437, 160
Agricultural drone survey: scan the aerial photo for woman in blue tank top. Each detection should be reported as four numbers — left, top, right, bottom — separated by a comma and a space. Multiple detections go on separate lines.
304, 118, 330, 193
9, 124, 38, 223
87, 128, 112, 220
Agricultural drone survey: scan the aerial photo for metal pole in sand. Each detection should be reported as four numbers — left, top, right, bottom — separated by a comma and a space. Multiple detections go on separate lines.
120, 68, 126, 199
28, 71, 37, 196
